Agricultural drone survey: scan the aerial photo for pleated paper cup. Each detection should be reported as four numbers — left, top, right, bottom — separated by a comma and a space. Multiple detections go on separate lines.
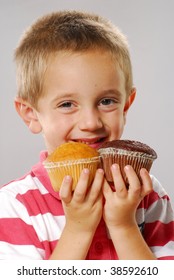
99, 147, 157, 184
43, 157, 100, 191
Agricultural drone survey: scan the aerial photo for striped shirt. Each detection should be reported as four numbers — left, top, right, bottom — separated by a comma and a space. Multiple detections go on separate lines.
0, 151, 174, 260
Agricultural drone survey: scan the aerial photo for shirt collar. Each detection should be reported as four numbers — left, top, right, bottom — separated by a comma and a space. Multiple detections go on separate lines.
31, 151, 61, 200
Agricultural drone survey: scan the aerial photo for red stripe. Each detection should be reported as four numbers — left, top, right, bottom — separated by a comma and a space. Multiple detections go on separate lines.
137, 190, 169, 210
43, 240, 57, 259
144, 221, 174, 246
147, 191, 169, 208
0, 218, 58, 258
0, 218, 43, 247
16, 190, 64, 216
158, 256, 174, 260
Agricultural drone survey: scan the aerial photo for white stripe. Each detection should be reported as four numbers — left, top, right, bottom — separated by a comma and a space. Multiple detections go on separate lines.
1, 175, 48, 196
136, 177, 174, 224
32, 176, 50, 194
0, 241, 45, 260
136, 197, 173, 225
151, 175, 167, 197
30, 214, 65, 241
151, 241, 174, 258
0, 190, 66, 241
136, 208, 144, 225
0, 192, 32, 224
145, 198, 174, 223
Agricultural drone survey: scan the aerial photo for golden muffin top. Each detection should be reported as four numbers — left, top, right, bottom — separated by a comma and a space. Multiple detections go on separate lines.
46, 142, 99, 162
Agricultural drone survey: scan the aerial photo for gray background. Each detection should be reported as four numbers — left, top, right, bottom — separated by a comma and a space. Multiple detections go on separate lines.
0, 0, 174, 208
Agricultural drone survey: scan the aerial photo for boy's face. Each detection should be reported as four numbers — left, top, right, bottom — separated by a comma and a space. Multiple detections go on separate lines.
31, 50, 135, 154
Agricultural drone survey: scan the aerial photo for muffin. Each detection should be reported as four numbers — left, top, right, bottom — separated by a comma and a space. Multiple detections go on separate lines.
98, 140, 157, 184
43, 142, 100, 191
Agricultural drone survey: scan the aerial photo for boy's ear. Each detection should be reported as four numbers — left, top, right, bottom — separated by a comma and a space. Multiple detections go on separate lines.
123, 87, 136, 123
14, 97, 42, 134
124, 87, 136, 113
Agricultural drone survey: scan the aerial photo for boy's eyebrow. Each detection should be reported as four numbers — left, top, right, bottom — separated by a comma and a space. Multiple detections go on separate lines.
51, 89, 123, 103
100, 89, 123, 99
51, 93, 76, 103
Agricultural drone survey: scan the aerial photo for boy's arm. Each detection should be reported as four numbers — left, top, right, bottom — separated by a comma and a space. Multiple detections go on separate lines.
49, 168, 104, 260
103, 164, 156, 259
108, 223, 156, 260
49, 224, 94, 259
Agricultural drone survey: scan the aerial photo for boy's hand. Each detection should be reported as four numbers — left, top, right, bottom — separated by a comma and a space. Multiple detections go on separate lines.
59, 168, 104, 234
50, 168, 104, 259
103, 164, 153, 230
102, 164, 156, 260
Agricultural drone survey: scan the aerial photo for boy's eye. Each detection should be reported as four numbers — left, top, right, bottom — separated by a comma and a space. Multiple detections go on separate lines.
57, 101, 78, 113
58, 101, 75, 109
99, 98, 116, 106
59, 101, 73, 108
98, 97, 119, 112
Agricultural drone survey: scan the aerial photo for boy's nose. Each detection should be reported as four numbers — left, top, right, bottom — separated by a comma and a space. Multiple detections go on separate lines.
78, 109, 103, 132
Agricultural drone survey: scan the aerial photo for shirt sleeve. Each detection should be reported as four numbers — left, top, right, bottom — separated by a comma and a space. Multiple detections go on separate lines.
143, 176, 174, 259
0, 190, 45, 259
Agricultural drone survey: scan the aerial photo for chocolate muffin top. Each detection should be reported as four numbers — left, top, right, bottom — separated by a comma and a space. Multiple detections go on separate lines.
99, 139, 157, 158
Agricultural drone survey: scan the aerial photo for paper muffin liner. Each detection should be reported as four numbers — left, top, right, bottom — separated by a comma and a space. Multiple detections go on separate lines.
99, 148, 156, 183
43, 156, 100, 191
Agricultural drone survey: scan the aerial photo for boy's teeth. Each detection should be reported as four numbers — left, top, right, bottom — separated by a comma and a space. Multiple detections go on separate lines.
77, 139, 100, 144
79, 141, 94, 144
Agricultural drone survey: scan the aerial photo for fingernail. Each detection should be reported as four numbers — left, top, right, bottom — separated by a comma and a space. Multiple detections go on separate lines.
64, 175, 72, 182
111, 163, 119, 170
97, 168, 104, 174
124, 165, 131, 171
83, 168, 90, 174
140, 168, 148, 175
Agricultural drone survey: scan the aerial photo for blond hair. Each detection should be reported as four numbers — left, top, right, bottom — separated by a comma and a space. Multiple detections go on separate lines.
15, 10, 133, 108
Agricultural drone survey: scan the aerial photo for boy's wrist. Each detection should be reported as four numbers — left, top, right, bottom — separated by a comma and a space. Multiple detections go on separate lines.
107, 222, 138, 238
50, 224, 95, 260
64, 222, 96, 238
64, 214, 101, 234
107, 223, 156, 260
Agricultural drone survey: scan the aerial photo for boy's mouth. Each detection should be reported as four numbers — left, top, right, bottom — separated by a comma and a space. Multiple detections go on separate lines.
72, 137, 106, 149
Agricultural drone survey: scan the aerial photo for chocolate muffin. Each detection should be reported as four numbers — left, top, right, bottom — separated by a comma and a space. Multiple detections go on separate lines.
98, 140, 157, 183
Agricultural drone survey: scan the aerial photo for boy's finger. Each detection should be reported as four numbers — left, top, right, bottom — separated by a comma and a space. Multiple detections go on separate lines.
73, 168, 90, 202
140, 168, 153, 197
124, 165, 141, 199
59, 175, 73, 203
111, 164, 127, 197
88, 168, 104, 203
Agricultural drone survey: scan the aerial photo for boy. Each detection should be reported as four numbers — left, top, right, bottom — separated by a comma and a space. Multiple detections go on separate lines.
0, 10, 174, 260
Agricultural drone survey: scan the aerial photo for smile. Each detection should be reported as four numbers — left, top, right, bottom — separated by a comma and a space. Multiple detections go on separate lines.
72, 137, 106, 149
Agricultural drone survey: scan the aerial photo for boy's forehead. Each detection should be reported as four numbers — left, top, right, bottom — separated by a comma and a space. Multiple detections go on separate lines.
45, 49, 125, 84
39, 49, 127, 106
47, 48, 121, 72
